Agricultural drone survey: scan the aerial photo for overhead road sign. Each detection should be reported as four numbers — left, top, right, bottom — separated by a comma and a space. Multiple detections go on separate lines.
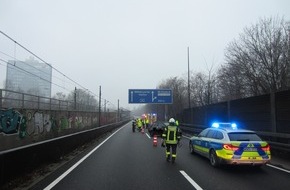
128, 89, 172, 104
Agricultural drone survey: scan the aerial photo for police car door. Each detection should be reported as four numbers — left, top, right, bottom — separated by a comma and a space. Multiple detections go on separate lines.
203, 129, 217, 157
194, 129, 209, 155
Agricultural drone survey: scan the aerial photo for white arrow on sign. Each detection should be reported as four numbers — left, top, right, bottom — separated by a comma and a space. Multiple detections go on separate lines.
152, 91, 157, 102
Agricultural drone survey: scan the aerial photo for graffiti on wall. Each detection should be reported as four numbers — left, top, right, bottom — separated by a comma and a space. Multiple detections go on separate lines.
0, 108, 27, 138
0, 108, 102, 138
0, 108, 117, 151
26, 111, 53, 135
0, 106, 120, 154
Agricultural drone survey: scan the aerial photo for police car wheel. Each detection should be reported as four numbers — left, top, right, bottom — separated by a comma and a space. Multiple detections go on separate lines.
209, 150, 219, 167
189, 141, 195, 154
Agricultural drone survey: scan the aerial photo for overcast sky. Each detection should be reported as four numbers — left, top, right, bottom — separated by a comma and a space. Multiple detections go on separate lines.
0, 0, 290, 110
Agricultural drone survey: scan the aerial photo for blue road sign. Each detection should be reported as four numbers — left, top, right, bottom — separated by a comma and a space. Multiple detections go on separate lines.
128, 89, 172, 104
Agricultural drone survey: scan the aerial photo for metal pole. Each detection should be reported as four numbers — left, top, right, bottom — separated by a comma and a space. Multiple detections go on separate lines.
49, 96, 52, 111
104, 99, 106, 112
99, 86, 101, 127
104, 99, 107, 124
187, 47, 191, 109
0, 89, 2, 108
288, 23, 290, 88
118, 99, 120, 122
22, 93, 24, 109
38, 96, 40, 110
74, 87, 77, 110
187, 47, 193, 123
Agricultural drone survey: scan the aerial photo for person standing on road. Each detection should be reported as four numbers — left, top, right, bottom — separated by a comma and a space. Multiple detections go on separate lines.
162, 118, 182, 163
145, 117, 150, 129
137, 118, 143, 132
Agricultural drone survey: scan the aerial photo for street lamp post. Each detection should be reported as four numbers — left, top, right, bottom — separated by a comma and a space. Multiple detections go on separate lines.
288, 22, 290, 88
117, 99, 120, 122
99, 86, 101, 127
187, 47, 191, 109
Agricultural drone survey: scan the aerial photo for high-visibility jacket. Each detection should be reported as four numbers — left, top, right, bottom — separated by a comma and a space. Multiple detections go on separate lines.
162, 125, 182, 144
137, 119, 143, 128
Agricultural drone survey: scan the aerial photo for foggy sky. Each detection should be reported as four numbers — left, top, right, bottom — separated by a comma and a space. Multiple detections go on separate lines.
0, 0, 289, 110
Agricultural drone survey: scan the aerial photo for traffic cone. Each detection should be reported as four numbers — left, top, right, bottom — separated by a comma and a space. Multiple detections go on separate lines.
153, 135, 158, 146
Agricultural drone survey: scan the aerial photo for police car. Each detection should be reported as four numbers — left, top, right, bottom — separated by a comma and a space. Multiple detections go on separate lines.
188, 122, 271, 167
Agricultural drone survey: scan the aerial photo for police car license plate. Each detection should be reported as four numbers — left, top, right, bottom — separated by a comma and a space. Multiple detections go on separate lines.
244, 147, 257, 151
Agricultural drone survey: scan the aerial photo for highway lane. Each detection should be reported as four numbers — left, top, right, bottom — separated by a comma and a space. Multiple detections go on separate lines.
34, 122, 290, 190
40, 123, 194, 190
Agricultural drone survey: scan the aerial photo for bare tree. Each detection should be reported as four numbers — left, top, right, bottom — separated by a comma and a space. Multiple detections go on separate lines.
67, 89, 98, 111
190, 71, 218, 107
221, 16, 289, 97
158, 76, 187, 117
217, 64, 246, 101
190, 72, 207, 106
53, 92, 66, 100
189, 58, 219, 107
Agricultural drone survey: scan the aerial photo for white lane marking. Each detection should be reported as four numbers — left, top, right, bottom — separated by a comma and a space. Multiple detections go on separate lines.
146, 133, 151, 139
44, 125, 126, 190
266, 164, 290, 174
180, 170, 203, 190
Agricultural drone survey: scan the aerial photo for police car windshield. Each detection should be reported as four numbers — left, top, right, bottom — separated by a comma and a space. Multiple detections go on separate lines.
228, 132, 262, 141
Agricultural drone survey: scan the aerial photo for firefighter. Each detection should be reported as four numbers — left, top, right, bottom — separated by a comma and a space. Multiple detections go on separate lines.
145, 117, 150, 129
137, 118, 143, 132
162, 118, 182, 163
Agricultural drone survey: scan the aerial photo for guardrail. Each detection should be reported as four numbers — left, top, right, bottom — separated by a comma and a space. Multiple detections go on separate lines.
255, 131, 290, 152
0, 120, 129, 188
179, 123, 290, 152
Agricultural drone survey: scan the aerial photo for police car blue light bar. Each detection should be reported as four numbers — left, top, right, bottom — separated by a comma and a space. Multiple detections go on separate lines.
212, 123, 219, 128
231, 123, 237, 129
211, 122, 238, 129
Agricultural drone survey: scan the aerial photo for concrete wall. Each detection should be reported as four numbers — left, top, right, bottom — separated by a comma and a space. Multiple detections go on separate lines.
0, 108, 117, 151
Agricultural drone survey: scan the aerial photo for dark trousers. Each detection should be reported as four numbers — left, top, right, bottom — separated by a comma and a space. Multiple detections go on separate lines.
166, 144, 177, 159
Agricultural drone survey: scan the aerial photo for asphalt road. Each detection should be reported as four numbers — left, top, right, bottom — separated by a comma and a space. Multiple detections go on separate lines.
32, 122, 290, 190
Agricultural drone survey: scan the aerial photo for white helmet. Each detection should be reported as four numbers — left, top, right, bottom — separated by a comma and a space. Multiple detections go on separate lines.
169, 118, 175, 123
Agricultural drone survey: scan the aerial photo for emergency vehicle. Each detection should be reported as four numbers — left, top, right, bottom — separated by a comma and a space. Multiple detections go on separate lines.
188, 122, 271, 167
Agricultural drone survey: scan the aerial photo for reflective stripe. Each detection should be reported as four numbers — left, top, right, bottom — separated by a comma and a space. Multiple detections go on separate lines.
232, 142, 270, 160
166, 126, 177, 144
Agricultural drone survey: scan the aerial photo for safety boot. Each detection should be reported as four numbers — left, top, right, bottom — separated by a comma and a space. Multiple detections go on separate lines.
171, 157, 175, 164
166, 155, 171, 162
